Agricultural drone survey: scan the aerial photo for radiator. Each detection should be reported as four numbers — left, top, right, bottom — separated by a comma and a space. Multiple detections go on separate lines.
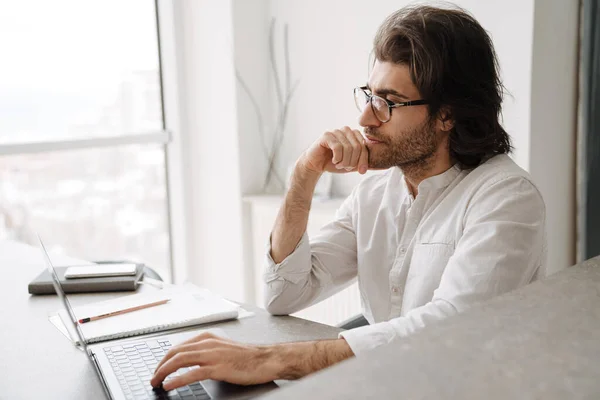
292, 282, 362, 326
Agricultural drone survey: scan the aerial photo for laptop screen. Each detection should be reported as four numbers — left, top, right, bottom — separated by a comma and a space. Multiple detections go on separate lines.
38, 235, 90, 353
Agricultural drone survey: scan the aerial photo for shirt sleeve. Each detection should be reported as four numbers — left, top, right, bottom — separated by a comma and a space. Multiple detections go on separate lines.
263, 193, 359, 315
340, 175, 547, 355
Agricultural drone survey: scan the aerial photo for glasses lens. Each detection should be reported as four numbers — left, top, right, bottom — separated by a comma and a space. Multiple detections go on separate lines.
354, 88, 368, 113
371, 95, 390, 122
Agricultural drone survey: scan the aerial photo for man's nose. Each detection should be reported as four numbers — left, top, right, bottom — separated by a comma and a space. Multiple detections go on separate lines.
358, 102, 382, 128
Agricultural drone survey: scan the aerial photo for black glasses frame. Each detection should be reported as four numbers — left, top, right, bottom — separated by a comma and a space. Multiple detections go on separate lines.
354, 86, 428, 123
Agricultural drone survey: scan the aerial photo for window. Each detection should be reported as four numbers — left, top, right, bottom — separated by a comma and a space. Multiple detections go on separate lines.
0, 0, 175, 280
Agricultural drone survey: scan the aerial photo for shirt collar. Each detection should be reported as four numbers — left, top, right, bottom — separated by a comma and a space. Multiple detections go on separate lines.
396, 164, 461, 199
418, 164, 461, 192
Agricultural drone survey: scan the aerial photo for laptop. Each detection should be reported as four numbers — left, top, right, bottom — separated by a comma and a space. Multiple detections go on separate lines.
40, 236, 278, 400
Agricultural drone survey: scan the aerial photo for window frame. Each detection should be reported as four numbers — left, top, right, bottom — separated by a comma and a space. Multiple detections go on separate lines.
0, 0, 189, 283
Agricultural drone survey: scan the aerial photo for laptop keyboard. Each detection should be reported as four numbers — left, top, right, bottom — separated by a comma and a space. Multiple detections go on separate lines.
104, 339, 210, 400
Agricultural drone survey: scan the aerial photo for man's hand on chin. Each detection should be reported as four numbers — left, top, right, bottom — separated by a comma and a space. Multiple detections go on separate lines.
150, 332, 354, 391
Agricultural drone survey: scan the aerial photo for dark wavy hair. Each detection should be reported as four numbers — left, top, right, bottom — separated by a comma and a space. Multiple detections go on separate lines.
373, 5, 512, 168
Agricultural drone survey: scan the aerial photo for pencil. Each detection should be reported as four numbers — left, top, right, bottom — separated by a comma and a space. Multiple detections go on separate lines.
78, 299, 170, 324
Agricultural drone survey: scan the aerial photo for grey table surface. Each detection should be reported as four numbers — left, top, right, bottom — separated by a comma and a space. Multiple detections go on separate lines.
0, 240, 342, 399
261, 256, 600, 400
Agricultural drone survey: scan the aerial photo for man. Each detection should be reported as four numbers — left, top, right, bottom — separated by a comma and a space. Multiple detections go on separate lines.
151, 5, 546, 390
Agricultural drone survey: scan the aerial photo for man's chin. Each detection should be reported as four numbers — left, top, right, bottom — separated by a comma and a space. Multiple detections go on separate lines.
366, 149, 397, 170
367, 158, 396, 170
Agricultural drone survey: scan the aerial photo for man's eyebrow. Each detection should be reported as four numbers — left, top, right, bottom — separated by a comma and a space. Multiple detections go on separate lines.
365, 84, 409, 100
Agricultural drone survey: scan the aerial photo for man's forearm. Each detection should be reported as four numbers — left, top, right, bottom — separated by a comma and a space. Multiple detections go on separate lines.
267, 339, 354, 380
270, 161, 322, 263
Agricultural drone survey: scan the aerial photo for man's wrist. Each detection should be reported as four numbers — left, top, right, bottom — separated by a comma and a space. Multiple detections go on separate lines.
294, 155, 323, 184
265, 339, 355, 381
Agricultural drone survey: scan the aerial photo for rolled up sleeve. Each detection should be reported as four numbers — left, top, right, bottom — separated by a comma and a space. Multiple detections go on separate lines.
263, 194, 359, 315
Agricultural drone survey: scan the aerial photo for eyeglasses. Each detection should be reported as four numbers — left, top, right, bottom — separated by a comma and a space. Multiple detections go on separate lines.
353, 86, 428, 123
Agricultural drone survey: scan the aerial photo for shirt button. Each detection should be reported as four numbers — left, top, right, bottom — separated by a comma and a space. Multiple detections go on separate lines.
392, 287, 399, 293
400, 248, 406, 254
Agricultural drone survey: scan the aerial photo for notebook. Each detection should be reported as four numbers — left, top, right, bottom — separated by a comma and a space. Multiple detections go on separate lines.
58, 286, 239, 345
28, 264, 145, 294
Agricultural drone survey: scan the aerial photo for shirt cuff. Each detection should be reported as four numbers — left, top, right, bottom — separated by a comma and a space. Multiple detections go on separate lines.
263, 232, 311, 285
339, 322, 398, 356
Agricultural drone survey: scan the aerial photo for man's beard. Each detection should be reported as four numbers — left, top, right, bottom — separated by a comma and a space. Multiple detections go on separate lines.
365, 117, 439, 173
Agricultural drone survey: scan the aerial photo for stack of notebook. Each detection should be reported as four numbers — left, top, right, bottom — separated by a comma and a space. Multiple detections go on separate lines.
28, 264, 145, 295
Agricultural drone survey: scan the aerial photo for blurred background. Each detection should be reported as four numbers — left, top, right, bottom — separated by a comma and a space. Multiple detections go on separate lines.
2, 0, 596, 325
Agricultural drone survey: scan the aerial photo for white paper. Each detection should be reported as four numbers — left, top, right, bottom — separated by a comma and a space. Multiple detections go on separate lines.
52, 284, 253, 345
49, 313, 71, 341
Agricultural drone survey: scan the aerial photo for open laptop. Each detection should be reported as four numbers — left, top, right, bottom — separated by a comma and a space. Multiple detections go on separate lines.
40, 236, 278, 400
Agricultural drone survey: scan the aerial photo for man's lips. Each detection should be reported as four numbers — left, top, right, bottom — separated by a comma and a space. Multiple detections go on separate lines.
364, 135, 384, 144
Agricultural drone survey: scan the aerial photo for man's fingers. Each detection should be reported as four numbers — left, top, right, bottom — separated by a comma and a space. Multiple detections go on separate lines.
344, 129, 362, 169
353, 130, 369, 174
152, 350, 218, 388
161, 366, 215, 391
332, 130, 353, 168
323, 131, 344, 165
318, 127, 368, 173
156, 337, 226, 371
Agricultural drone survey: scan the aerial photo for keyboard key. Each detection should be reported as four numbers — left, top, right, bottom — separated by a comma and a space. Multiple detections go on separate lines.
146, 340, 161, 349
190, 385, 207, 394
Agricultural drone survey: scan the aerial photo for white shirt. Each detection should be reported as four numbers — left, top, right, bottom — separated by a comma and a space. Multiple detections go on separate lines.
263, 154, 547, 356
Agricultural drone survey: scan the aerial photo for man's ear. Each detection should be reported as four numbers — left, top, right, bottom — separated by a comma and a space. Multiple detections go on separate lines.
436, 107, 455, 132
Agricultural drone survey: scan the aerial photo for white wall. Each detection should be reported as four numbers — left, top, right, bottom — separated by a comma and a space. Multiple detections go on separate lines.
529, 0, 579, 274
233, 0, 271, 195
174, 0, 248, 301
